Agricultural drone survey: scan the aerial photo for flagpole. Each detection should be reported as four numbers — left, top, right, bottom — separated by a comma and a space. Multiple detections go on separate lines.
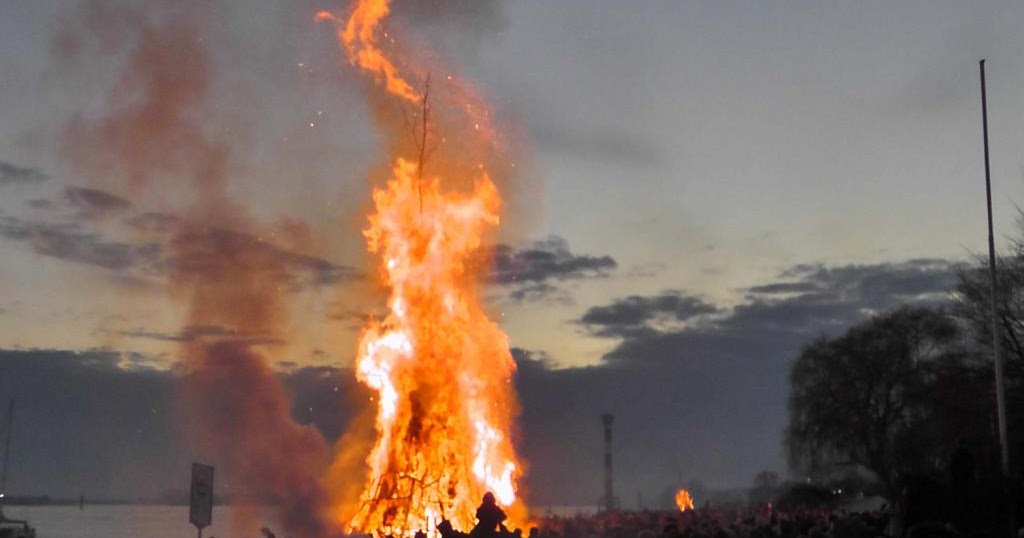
980, 59, 1010, 479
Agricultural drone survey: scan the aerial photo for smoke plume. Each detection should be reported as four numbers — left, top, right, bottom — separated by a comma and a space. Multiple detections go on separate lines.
57, 2, 334, 535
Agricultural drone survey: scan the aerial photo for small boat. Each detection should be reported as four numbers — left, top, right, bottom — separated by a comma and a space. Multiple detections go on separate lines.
0, 399, 35, 538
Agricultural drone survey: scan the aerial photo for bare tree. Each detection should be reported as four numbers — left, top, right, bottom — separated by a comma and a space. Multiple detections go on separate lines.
401, 74, 441, 213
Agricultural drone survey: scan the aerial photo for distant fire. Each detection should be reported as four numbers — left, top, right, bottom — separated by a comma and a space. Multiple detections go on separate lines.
675, 488, 695, 512
319, 1, 525, 536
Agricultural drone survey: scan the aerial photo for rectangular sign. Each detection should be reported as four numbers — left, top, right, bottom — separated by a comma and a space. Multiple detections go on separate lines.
189, 463, 214, 529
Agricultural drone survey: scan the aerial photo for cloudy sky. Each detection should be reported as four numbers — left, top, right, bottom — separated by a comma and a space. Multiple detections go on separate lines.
2, 0, 1024, 507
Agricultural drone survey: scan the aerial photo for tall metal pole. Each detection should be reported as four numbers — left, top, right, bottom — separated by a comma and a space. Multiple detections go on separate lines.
601, 413, 615, 511
980, 59, 1010, 478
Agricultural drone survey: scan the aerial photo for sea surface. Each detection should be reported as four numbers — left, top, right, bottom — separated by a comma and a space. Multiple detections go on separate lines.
2, 505, 599, 538
3, 505, 279, 538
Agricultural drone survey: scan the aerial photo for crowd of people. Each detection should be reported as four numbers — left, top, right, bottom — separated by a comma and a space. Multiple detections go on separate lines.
526, 506, 893, 538
442, 494, 901, 538
250, 491, 1015, 538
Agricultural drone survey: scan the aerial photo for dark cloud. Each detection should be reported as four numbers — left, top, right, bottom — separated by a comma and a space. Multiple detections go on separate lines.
119, 325, 282, 346
745, 282, 821, 295
169, 226, 359, 290
0, 211, 357, 290
593, 258, 962, 357
579, 291, 719, 338
717, 260, 959, 341
766, 258, 959, 308
506, 282, 573, 304
491, 236, 617, 301
0, 216, 160, 270
0, 161, 49, 185
64, 186, 131, 218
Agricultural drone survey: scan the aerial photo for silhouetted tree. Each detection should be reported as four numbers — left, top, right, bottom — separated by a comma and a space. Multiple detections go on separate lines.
950, 235, 1024, 538
954, 241, 1024, 473
785, 306, 964, 503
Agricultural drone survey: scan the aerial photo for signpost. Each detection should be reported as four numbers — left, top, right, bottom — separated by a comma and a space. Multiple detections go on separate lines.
189, 463, 214, 538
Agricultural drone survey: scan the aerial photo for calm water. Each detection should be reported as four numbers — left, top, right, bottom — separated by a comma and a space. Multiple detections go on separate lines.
2, 505, 599, 538
2, 505, 281, 538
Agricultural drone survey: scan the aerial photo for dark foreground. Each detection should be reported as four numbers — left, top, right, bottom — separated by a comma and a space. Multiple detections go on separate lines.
527, 504, 1004, 538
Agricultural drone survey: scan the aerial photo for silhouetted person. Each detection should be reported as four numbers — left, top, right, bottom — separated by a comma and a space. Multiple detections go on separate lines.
471, 492, 507, 538
438, 518, 459, 538
260, 526, 277, 538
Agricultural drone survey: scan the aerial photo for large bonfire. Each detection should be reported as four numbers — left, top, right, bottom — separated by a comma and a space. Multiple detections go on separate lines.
319, 1, 526, 536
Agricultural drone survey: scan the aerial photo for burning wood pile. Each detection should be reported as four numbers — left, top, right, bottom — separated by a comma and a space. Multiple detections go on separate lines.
318, 1, 527, 535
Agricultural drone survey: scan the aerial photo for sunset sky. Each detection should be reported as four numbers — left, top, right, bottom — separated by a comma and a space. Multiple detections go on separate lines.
3, 0, 1024, 506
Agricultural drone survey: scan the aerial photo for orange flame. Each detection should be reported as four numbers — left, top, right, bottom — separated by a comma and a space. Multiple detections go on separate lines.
319, 1, 525, 536
316, 4, 419, 102
674, 488, 695, 512
348, 159, 521, 536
